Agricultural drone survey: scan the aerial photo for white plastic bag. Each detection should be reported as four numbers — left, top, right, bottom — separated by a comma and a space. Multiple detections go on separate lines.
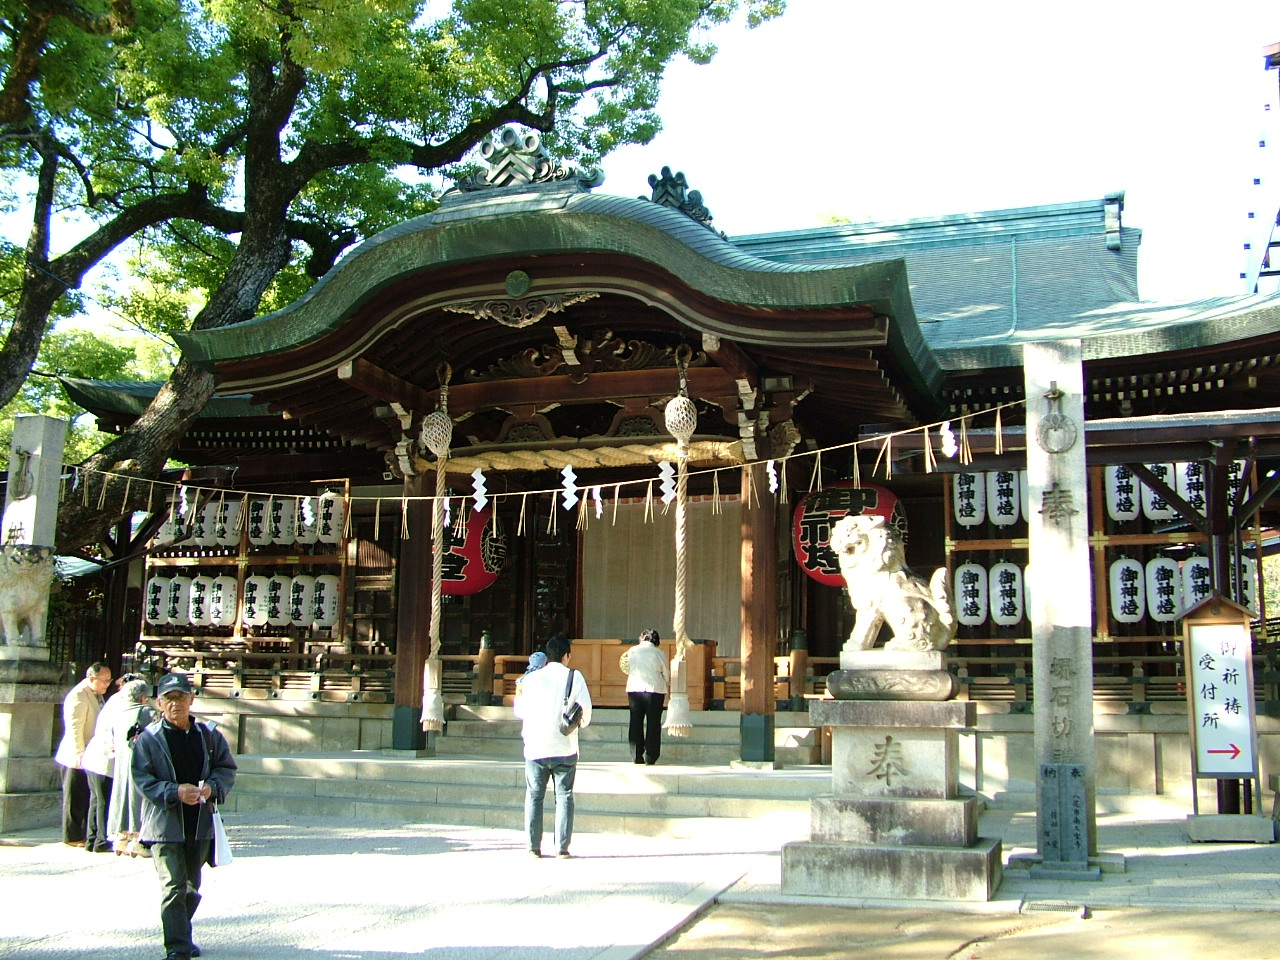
211, 808, 233, 867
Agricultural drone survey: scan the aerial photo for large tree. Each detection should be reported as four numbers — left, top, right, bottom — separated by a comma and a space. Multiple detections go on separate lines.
0, 0, 783, 557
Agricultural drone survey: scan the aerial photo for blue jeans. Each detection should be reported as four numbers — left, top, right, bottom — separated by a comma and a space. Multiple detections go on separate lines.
525, 755, 577, 854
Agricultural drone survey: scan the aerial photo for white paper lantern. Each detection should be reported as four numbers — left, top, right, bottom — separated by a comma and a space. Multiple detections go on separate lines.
295, 497, 320, 545
953, 562, 988, 626
952, 473, 986, 528
1227, 460, 1249, 514
193, 501, 217, 546
312, 574, 341, 627
242, 575, 270, 627
289, 574, 316, 626
156, 516, 183, 546
1145, 557, 1182, 622
1108, 558, 1145, 623
1174, 462, 1208, 517
214, 499, 242, 547
144, 576, 171, 625
988, 561, 1023, 626
269, 498, 297, 545
166, 577, 193, 627
1232, 554, 1259, 615
317, 492, 345, 544
1140, 463, 1177, 521
247, 499, 273, 547
188, 575, 214, 627
210, 575, 238, 627
1181, 556, 1213, 612
986, 471, 1020, 527
266, 574, 293, 626
1104, 465, 1141, 523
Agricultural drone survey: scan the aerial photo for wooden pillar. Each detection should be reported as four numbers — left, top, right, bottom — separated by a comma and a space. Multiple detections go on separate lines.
392, 473, 431, 750
740, 461, 777, 762
1023, 341, 1098, 865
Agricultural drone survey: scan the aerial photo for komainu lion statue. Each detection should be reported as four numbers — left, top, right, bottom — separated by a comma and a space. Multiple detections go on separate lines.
0, 544, 56, 646
829, 514, 956, 653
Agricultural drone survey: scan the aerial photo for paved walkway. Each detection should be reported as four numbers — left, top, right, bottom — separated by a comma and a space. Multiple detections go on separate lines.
2, 798, 1279, 959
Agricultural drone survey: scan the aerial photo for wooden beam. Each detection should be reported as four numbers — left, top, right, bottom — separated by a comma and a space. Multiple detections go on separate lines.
342, 361, 739, 415
338, 358, 435, 412
702, 333, 758, 385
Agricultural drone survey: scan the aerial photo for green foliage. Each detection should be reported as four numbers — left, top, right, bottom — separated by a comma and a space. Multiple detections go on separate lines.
0, 327, 164, 467
0, 0, 784, 551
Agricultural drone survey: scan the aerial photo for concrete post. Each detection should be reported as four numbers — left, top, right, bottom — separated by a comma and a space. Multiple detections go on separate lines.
1022, 341, 1099, 871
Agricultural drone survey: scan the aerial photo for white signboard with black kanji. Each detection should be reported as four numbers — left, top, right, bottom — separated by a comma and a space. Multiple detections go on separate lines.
1185, 622, 1258, 778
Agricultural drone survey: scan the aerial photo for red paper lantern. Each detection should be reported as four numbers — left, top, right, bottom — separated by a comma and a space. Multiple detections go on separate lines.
792, 483, 903, 587
441, 504, 507, 596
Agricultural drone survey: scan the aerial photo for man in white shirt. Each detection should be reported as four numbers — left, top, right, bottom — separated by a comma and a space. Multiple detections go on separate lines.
625, 628, 669, 765
514, 635, 592, 858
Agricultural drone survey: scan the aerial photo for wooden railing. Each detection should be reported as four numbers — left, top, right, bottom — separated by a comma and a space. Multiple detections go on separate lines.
136, 633, 1280, 713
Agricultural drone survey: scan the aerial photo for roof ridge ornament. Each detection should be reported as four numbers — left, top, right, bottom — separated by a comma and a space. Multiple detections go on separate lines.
455, 128, 604, 192
642, 167, 724, 237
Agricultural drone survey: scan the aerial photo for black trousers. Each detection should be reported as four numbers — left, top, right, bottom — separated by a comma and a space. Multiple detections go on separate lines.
628, 691, 665, 764
85, 772, 113, 851
153, 838, 211, 959
60, 766, 89, 844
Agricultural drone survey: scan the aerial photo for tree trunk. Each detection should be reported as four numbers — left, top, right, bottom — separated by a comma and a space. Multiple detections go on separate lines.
56, 359, 216, 553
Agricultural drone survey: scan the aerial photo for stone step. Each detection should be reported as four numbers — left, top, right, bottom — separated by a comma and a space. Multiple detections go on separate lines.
224, 754, 830, 844
440, 708, 822, 765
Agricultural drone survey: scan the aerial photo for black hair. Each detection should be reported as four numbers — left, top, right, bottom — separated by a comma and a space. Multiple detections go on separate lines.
546, 635, 571, 663
640, 628, 660, 645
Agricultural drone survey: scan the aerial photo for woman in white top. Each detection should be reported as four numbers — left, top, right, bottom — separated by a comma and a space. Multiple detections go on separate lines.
624, 628, 669, 765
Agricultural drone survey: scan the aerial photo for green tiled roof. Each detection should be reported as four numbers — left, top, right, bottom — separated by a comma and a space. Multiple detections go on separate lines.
175, 182, 932, 378
59, 378, 268, 419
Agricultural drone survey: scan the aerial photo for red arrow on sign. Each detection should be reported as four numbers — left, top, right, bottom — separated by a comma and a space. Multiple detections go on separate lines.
1207, 744, 1242, 760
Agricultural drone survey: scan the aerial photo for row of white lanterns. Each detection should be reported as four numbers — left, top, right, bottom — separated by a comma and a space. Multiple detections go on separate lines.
953, 462, 1249, 527
1108, 555, 1258, 622
157, 492, 346, 548
144, 574, 341, 629
952, 554, 1258, 628
1103, 461, 1247, 522
952, 471, 1026, 528
953, 560, 1025, 626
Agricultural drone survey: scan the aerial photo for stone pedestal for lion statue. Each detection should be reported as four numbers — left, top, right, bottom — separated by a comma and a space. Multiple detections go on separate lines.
0, 415, 67, 832
781, 514, 1002, 901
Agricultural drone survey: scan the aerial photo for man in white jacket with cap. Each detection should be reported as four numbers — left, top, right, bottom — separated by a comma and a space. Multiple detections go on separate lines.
514, 635, 591, 858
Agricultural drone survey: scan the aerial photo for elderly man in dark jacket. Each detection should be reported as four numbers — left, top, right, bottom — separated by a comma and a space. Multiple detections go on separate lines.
132, 673, 237, 960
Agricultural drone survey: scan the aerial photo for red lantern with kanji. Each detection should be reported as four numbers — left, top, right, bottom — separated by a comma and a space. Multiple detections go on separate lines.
440, 504, 507, 596
792, 483, 904, 586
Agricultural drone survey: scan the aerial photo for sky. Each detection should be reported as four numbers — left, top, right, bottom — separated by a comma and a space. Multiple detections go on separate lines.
600, 0, 1280, 303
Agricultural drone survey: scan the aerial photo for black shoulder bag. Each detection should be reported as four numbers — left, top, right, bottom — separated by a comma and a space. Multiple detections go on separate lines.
558, 670, 583, 735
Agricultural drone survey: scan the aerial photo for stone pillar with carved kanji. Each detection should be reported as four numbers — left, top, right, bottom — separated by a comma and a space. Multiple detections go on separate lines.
781, 699, 1002, 900
0, 415, 68, 831
1017, 340, 1106, 879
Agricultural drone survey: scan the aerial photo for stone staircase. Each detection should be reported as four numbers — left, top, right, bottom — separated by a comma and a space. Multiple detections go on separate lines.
442, 706, 823, 765
223, 708, 830, 845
